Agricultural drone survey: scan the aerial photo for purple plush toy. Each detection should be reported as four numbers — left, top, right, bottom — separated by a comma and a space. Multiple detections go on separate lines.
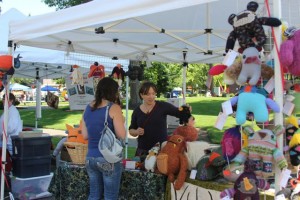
280, 27, 300, 76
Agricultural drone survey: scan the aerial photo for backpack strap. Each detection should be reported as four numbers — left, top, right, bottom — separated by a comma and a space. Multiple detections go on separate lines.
104, 102, 113, 126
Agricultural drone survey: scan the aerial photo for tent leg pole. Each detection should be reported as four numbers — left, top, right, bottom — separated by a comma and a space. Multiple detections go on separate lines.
35, 118, 38, 129
125, 76, 129, 159
1, 40, 13, 200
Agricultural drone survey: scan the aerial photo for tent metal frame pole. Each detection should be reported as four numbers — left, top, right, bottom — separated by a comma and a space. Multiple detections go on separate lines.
35, 79, 42, 129
1, 40, 13, 200
273, 0, 283, 193
134, 18, 208, 52
125, 76, 129, 159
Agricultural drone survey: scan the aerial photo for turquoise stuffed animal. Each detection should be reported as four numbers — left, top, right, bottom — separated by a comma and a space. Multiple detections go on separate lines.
230, 86, 280, 125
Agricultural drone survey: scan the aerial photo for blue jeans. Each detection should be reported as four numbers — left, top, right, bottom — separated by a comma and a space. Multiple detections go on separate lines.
85, 157, 123, 200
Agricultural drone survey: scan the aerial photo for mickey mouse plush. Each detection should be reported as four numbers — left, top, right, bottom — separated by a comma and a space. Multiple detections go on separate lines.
225, 1, 281, 53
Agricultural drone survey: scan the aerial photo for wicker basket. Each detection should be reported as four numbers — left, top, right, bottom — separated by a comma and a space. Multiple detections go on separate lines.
64, 142, 88, 164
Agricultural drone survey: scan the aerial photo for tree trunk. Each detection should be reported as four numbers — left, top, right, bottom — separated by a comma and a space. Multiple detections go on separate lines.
129, 80, 142, 109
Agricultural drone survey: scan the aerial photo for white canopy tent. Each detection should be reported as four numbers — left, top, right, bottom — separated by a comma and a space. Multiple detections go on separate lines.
9, 83, 31, 91
0, 9, 130, 77
3, 0, 300, 197
7, 0, 300, 64
0, 8, 129, 128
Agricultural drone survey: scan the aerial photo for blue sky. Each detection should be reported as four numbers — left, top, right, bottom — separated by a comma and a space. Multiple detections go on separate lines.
1, 0, 56, 16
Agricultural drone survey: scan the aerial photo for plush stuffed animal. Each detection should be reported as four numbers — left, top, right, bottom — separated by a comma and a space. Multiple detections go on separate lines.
71, 65, 84, 86
232, 125, 287, 177
156, 135, 188, 190
178, 105, 192, 125
285, 115, 299, 146
220, 160, 270, 200
172, 105, 198, 142
66, 121, 88, 144
88, 62, 105, 79
222, 162, 244, 182
225, 1, 281, 52
221, 126, 241, 162
209, 58, 273, 86
280, 27, 300, 76
289, 178, 300, 199
288, 132, 300, 166
172, 126, 198, 142
145, 143, 160, 172
195, 146, 226, 181
275, 188, 292, 200
230, 85, 280, 125
110, 64, 125, 81
236, 47, 261, 85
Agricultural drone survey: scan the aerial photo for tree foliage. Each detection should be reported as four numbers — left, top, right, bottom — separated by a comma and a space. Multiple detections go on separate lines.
54, 78, 65, 85
143, 62, 171, 97
42, 0, 92, 10
10, 77, 34, 87
144, 62, 218, 96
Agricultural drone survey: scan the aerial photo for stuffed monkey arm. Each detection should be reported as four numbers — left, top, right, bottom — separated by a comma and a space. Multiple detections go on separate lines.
273, 148, 288, 169
258, 17, 282, 27
220, 188, 235, 198
265, 98, 280, 112
280, 40, 294, 68
253, 20, 267, 47
225, 30, 237, 52
174, 154, 188, 190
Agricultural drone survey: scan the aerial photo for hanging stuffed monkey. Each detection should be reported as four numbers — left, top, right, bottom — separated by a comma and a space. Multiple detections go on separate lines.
225, 1, 281, 53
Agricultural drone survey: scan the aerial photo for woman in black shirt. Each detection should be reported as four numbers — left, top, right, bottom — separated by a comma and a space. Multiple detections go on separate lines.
129, 81, 182, 158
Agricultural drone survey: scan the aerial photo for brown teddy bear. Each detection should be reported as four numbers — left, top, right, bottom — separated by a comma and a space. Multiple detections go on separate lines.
172, 126, 198, 142
156, 135, 188, 190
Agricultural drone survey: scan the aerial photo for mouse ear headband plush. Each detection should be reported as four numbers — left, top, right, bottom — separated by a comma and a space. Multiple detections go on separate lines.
178, 105, 192, 125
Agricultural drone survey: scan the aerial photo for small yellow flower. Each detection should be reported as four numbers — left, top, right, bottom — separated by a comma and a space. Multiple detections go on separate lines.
179, 106, 183, 111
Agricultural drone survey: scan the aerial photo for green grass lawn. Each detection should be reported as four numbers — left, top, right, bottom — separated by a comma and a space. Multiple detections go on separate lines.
1, 96, 250, 145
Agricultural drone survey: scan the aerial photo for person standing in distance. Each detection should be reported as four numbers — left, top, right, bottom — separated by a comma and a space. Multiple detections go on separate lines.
0, 93, 22, 155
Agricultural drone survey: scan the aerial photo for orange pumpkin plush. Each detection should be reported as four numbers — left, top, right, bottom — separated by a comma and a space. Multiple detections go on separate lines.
66, 121, 88, 144
157, 135, 188, 190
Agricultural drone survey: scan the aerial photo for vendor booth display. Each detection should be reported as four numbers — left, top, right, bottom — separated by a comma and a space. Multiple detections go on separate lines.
4, 0, 300, 199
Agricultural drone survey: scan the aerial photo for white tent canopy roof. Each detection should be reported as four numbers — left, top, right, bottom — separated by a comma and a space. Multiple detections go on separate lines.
8, 0, 300, 64
9, 83, 31, 91
0, 9, 129, 79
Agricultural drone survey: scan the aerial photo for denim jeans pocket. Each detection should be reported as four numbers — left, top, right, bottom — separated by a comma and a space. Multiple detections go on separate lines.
97, 162, 114, 176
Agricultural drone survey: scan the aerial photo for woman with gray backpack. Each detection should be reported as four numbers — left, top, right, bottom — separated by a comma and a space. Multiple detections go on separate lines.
81, 77, 126, 200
